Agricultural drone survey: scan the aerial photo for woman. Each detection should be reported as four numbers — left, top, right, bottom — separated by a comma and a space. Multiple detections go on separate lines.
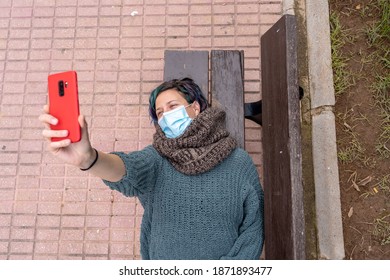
40, 77, 264, 260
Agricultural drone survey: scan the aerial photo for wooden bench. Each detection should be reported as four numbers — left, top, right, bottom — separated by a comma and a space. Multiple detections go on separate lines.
162, 14, 305, 260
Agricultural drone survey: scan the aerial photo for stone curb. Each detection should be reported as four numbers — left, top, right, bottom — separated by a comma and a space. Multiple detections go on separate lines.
288, 0, 346, 259
305, 0, 345, 260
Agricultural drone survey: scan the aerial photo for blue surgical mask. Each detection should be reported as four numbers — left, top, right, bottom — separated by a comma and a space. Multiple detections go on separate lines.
158, 104, 192, 138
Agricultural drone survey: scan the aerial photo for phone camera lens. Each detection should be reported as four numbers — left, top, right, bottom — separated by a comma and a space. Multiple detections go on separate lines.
58, 80, 65, 97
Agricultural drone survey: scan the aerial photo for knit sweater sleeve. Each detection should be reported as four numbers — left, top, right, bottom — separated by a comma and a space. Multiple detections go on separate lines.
102, 145, 160, 197
220, 156, 265, 260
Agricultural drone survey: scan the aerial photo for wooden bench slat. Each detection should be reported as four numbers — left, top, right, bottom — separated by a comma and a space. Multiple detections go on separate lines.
163, 50, 209, 101
261, 14, 305, 259
211, 50, 245, 148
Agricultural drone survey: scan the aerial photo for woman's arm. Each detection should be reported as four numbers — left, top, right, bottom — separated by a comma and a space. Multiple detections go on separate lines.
81, 149, 126, 183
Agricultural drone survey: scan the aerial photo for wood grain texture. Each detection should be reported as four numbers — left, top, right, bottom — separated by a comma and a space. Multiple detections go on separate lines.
211, 50, 245, 148
164, 50, 209, 101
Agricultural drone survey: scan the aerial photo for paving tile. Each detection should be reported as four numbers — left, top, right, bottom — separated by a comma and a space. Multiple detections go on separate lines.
37, 202, 62, 215
0, 242, 9, 254
11, 227, 35, 240
61, 216, 85, 228
61, 202, 86, 215
60, 229, 84, 241
34, 242, 58, 255
8, 254, 33, 260
36, 215, 61, 228
110, 229, 134, 242
35, 229, 58, 246
0, 190, 15, 203
33, 254, 58, 260
59, 242, 83, 255
0, 228, 10, 240
112, 202, 136, 216
110, 242, 134, 256
9, 241, 34, 254
85, 228, 109, 241
110, 216, 135, 229
0, 214, 12, 227
12, 215, 36, 227
87, 202, 111, 216
84, 242, 109, 255
13, 201, 37, 214
85, 215, 109, 228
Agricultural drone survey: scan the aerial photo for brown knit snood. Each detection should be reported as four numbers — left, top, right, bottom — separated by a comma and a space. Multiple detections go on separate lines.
153, 107, 237, 175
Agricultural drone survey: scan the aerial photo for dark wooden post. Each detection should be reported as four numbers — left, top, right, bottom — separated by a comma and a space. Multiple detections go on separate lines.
261, 15, 305, 259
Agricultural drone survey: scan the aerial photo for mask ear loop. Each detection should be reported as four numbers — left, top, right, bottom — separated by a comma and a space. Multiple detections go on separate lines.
187, 102, 199, 115
185, 103, 198, 117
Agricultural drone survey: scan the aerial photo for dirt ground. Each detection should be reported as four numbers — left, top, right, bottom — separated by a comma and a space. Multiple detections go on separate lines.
329, 0, 390, 259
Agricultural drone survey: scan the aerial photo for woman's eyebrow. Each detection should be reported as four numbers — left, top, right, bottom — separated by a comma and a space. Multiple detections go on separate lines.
156, 100, 179, 111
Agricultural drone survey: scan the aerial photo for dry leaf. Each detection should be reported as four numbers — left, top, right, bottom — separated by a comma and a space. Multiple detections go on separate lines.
352, 180, 360, 192
356, 4, 361, 10
358, 176, 372, 186
348, 171, 357, 183
348, 207, 354, 218
344, 122, 353, 130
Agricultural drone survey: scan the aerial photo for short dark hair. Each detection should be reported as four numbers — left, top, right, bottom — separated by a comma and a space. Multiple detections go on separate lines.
148, 78, 209, 123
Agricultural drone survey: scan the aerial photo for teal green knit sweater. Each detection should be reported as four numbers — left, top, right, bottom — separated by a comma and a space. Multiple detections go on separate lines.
103, 145, 264, 260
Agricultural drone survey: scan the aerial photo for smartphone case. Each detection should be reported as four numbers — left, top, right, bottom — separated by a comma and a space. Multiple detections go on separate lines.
48, 71, 81, 143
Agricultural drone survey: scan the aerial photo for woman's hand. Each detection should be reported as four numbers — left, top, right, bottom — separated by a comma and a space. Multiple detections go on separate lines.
39, 104, 95, 169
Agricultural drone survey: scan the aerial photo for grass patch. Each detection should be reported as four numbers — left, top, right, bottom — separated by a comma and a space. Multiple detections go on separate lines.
338, 138, 366, 164
372, 214, 390, 245
331, 0, 390, 258
336, 106, 371, 166
332, 0, 389, 163
373, 75, 390, 158
330, 12, 356, 96
377, 174, 390, 195
365, 0, 390, 47
360, 174, 390, 199
375, 116, 390, 158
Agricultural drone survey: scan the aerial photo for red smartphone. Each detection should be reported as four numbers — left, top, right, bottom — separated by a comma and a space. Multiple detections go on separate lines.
48, 71, 81, 143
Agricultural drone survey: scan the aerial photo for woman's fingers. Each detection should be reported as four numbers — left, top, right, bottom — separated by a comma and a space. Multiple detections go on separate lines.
78, 115, 90, 142
42, 129, 68, 139
43, 104, 49, 114
39, 113, 58, 126
49, 139, 71, 150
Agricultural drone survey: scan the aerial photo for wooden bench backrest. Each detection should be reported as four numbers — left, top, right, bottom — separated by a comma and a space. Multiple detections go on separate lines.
261, 14, 305, 259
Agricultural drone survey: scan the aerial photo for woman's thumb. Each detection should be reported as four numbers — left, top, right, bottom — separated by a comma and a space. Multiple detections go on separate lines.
78, 114, 90, 141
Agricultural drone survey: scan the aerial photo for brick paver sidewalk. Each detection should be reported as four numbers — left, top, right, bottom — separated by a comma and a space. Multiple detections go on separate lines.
0, 0, 282, 260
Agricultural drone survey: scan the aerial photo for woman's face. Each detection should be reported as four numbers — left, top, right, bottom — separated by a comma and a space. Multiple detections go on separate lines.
155, 89, 200, 120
